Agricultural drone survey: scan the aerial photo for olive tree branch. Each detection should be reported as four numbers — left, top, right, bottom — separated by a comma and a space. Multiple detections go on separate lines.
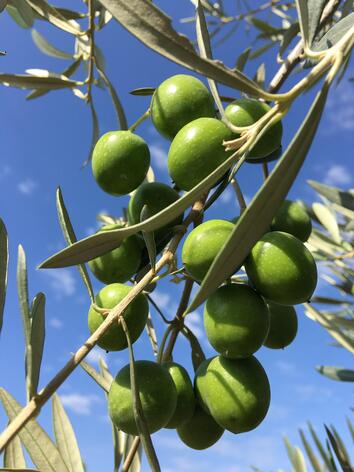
86, 0, 96, 103
122, 436, 141, 472
0, 198, 206, 452
268, 0, 341, 93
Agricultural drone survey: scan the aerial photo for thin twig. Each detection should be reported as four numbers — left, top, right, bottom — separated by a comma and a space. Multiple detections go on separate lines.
122, 437, 141, 472
86, 0, 95, 103
262, 162, 269, 179
231, 178, 247, 213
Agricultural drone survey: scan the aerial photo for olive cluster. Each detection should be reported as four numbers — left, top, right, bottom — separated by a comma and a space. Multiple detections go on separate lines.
88, 75, 317, 450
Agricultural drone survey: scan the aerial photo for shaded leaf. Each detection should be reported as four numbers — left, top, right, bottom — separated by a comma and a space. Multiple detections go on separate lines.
309, 422, 336, 472
312, 202, 341, 243
123, 435, 142, 472
29, 292, 45, 398
0, 219, 8, 336
0, 389, 69, 472
187, 82, 329, 314
130, 87, 155, 96
0, 73, 77, 90
182, 326, 206, 371
145, 313, 158, 357
96, 67, 128, 130
308, 181, 354, 211
56, 188, 94, 302
295, 0, 309, 44
6, 0, 34, 28
3, 427, 26, 468
140, 205, 156, 272
98, 0, 267, 98
52, 395, 84, 472
312, 296, 352, 305
313, 14, 354, 52
27, 0, 81, 35
279, 22, 300, 58
31, 29, 72, 59
316, 366, 354, 382
299, 429, 323, 472
17, 245, 31, 345
235, 47, 251, 72
80, 360, 111, 392
0, 469, 39, 471
308, 0, 328, 44
325, 425, 353, 471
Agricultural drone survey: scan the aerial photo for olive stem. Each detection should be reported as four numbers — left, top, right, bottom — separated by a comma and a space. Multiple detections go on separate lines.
262, 162, 269, 180
129, 109, 151, 132
121, 437, 141, 472
231, 178, 247, 213
86, 0, 95, 104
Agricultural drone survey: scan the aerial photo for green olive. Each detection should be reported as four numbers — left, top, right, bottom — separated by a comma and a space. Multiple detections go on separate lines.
92, 131, 150, 195
88, 283, 148, 351
245, 231, 317, 305
271, 200, 312, 242
151, 74, 215, 140
264, 302, 298, 349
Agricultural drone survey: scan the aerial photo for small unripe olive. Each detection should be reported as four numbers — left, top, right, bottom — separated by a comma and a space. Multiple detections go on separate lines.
204, 283, 270, 358
177, 406, 224, 450
182, 219, 235, 282
88, 224, 142, 284
108, 360, 177, 435
92, 131, 150, 195
162, 362, 196, 428
245, 231, 317, 305
264, 302, 298, 349
225, 98, 282, 161
88, 283, 148, 351
168, 118, 233, 191
151, 74, 216, 140
194, 357, 215, 414
271, 200, 312, 242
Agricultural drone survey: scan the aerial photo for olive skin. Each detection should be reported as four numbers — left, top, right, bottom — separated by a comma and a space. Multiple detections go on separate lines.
88, 224, 142, 284
194, 357, 215, 414
204, 284, 270, 358
245, 231, 317, 305
168, 118, 233, 191
127, 182, 183, 237
92, 131, 150, 196
162, 362, 196, 428
108, 361, 177, 435
88, 284, 148, 351
264, 302, 298, 349
177, 406, 224, 450
271, 200, 312, 242
151, 74, 216, 140
225, 98, 283, 161
202, 356, 271, 434
182, 219, 235, 282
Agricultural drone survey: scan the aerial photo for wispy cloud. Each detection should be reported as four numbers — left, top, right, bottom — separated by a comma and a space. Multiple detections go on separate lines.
17, 178, 37, 195
324, 164, 352, 186
325, 82, 354, 132
295, 383, 333, 402
150, 143, 168, 170
150, 290, 171, 310
275, 360, 296, 374
44, 268, 76, 299
60, 393, 101, 415
185, 310, 204, 340
49, 317, 63, 329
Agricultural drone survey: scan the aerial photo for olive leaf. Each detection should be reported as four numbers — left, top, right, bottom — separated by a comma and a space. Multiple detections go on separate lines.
28, 292, 45, 399
295, 0, 310, 45
52, 395, 85, 472
3, 426, 27, 468
0, 219, 8, 336
83, 99, 100, 166
308, 423, 337, 472
0, 73, 78, 90
130, 87, 155, 96
312, 13, 354, 52
308, 181, 354, 211
26, 0, 81, 35
187, 81, 330, 314
307, 0, 328, 45
182, 326, 206, 371
299, 429, 323, 472
79, 359, 111, 393
316, 366, 354, 382
56, 187, 94, 302
96, 67, 128, 130
312, 202, 341, 244
145, 313, 158, 357
97, 0, 268, 98
6, 0, 34, 28
140, 205, 156, 272
0, 469, 39, 471
235, 47, 251, 72
31, 29, 73, 59
17, 245, 31, 345
0, 388, 69, 472
325, 425, 353, 471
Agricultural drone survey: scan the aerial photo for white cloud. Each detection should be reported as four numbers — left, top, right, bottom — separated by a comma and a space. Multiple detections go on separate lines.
324, 164, 352, 186
295, 384, 333, 402
150, 143, 168, 170
49, 317, 63, 329
17, 178, 37, 195
60, 393, 101, 415
44, 268, 76, 298
86, 347, 107, 366
185, 310, 204, 340
275, 360, 296, 374
325, 82, 354, 132
150, 290, 171, 309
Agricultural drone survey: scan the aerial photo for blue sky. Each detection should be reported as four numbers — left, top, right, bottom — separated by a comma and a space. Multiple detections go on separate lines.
0, 1, 353, 470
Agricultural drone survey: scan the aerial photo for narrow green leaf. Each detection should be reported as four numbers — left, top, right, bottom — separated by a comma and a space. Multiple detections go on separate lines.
3, 426, 27, 468
140, 205, 156, 272
325, 425, 353, 471
309, 422, 336, 472
130, 87, 155, 96
308, 181, 354, 211
295, 0, 309, 44
235, 47, 251, 72
312, 202, 341, 243
312, 296, 352, 305
84, 100, 100, 166
6, 0, 34, 28
29, 292, 45, 398
0, 0, 8, 14
0, 389, 69, 472
249, 42, 276, 60
0, 219, 8, 335
145, 313, 158, 357
307, 0, 328, 44
123, 435, 142, 472
317, 366, 354, 382
17, 245, 31, 345
0, 469, 39, 471
293, 447, 308, 472
98, 0, 267, 98
56, 187, 94, 302
52, 395, 84, 472
0, 73, 77, 90
187, 82, 329, 314
254, 63, 266, 88
279, 22, 300, 58
80, 359, 111, 392
330, 425, 351, 464
313, 14, 354, 52
346, 418, 354, 443
299, 429, 323, 472
284, 436, 296, 464
26, 0, 81, 35
31, 30, 72, 59
39, 147, 244, 268
182, 326, 206, 371
96, 67, 128, 130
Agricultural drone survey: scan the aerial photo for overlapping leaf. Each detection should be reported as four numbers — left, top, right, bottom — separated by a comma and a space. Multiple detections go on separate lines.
3, 427, 26, 468
28, 292, 45, 398
31, 30, 72, 59
316, 366, 354, 382
0, 219, 8, 336
0, 74, 78, 90
26, 0, 81, 35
